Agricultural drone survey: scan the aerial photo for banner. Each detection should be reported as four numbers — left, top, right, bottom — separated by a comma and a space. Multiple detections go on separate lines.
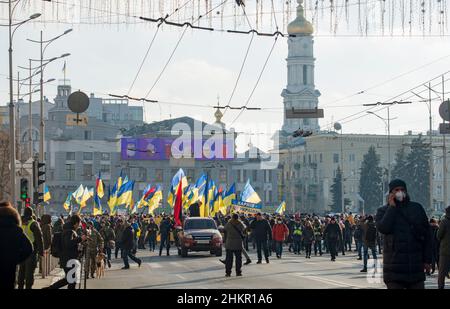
232, 200, 262, 214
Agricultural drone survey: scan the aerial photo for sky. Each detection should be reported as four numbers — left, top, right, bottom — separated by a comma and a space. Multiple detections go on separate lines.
1, 0, 450, 152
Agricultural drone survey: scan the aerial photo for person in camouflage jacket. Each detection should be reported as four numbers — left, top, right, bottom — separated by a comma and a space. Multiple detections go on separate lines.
84, 221, 104, 279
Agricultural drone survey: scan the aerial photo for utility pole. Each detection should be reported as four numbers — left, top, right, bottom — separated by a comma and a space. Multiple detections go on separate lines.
340, 128, 344, 213
8, 0, 16, 206
443, 75, 448, 208
29, 59, 33, 158
429, 83, 434, 212
16, 71, 20, 161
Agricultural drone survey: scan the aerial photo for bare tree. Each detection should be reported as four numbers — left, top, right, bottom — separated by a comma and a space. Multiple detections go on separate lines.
0, 130, 11, 201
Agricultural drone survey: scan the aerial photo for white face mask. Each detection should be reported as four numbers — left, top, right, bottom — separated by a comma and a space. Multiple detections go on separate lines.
395, 191, 406, 202
277, 221, 282, 224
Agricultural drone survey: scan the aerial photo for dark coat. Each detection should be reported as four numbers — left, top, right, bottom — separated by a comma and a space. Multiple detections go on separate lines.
0, 206, 33, 289
120, 225, 135, 251
41, 214, 53, 251
249, 219, 272, 241
60, 222, 83, 267
302, 226, 314, 244
362, 221, 377, 247
376, 201, 432, 284
323, 222, 342, 242
224, 219, 245, 251
437, 214, 450, 256
159, 219, 173, 237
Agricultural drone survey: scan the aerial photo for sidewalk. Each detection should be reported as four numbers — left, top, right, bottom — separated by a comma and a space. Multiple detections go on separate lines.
32, 268, 65, 289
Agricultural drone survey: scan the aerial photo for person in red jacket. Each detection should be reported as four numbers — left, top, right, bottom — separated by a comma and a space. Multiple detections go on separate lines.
272, 218, 289, 259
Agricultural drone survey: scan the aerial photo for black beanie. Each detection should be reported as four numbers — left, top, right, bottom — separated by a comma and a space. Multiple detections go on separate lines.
389, 179, 407, 193
24, 207, 34, 219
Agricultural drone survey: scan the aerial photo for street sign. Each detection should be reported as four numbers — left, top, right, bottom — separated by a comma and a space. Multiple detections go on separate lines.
66, 114, 88, 126
286, 108, 324, 119
68, 91, 90, 113
439, 100, 450, 122
439, 123, 450, 134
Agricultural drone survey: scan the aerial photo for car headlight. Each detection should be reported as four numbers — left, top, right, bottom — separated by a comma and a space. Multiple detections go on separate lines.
184, 233, 193, 239
213, 233, 222, 241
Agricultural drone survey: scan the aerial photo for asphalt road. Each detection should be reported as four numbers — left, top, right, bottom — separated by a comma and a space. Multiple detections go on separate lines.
80, 247, 445, 289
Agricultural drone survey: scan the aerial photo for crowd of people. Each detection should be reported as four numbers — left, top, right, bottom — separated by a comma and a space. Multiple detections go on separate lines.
0, 179, 449, 289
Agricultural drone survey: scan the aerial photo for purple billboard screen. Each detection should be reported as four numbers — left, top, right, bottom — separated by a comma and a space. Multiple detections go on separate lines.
121, 138, 234, 160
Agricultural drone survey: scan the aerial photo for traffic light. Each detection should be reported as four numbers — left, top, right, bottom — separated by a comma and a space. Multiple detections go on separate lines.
25, 197, 31, 208
20, 178, 29, 201
32, 159, 46, 190
33, 191, 44, 205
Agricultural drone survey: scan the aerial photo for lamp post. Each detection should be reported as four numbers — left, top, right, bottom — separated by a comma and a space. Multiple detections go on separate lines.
4, 0, 41, 206
26, 29, 72, 201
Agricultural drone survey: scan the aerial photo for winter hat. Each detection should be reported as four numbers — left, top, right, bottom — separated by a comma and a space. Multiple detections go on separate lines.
23, 207, 34, 219
389, 179, 407, 193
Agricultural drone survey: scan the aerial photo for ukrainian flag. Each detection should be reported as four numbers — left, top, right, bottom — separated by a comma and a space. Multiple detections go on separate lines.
241, 179, 261, 204
212, 186, 224, 216
148, 186, 163, 214
43, 185, 51, 203
276, 201, 286, 215
63, 192, 72, 212
72, 184, 84, 205
167, 169, 188, 207
107, 183, 118, 214
96, 172, 105, 199
223, 183, 236, 208
117, 180, 134, 207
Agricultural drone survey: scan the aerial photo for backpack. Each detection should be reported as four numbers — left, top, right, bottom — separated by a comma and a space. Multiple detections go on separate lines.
51, 232, 63, 258
365, 224, 377, 243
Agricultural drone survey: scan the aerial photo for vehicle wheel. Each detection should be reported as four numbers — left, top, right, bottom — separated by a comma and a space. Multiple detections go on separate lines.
215, 247, 222, 257
181, 247, 188, 257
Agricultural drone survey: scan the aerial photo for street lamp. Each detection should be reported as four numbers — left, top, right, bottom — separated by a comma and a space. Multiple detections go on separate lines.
4, 0, 41, 206
26, 29, 72, 206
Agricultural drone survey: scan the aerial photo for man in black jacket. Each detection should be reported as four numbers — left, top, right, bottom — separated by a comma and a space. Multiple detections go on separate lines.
121, 223, 142, 269
376, 179, 432, 289
47, 215, 87, 289
159, 216, 173, 256
323, 217, 342, 261
249, 213, 272, 264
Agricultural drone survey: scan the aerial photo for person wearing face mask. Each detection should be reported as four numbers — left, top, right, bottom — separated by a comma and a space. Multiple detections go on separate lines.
375, 179, 432, 289
272, 218, 289, 259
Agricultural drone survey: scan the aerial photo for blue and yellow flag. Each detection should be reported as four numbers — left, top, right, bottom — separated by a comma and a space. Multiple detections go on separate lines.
148, 185, 163, 215
96, 172, 105, 199
223, 183, 236, 208
63, 192, 72, 212
43, 185, 51, 203
167, 169, 188, 207
117, 180, 134, 208
241, 179, 261, 204
276, 201, 286, 215
72, 184, 84, 205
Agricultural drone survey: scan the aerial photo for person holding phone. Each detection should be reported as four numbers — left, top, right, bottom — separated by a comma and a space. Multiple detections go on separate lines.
375, 179, 432, 289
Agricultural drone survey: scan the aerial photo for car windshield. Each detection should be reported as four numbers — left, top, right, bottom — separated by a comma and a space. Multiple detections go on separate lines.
184, 219, 217, 230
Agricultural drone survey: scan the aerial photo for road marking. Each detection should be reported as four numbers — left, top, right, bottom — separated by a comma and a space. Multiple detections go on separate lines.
176, 274, 186, 280
293, 273, 360, 289
148, 262, 162, 269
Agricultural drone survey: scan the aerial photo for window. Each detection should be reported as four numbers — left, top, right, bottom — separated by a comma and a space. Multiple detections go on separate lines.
264, 170, 272, 182
66, 152, 75, 161
320, 153, 323, 163
303, 65, 308, 85
252, 170, 257, 181
66, 164, 75, 180
349, 153, 355, 162
333, 153, 339, 163
243, 170, 248, 182
83, 152, 93, 161
308, 154, 311, 164
239, 170, 244, 183
265, 190, 272, 203
219, 169, 227, 183
101, 152, 110, 161
138, 168, 147, 181
155, 169, 164, 182
84, 131, 92, 140
83, 164, 92, 180
100, 164, 110, 174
